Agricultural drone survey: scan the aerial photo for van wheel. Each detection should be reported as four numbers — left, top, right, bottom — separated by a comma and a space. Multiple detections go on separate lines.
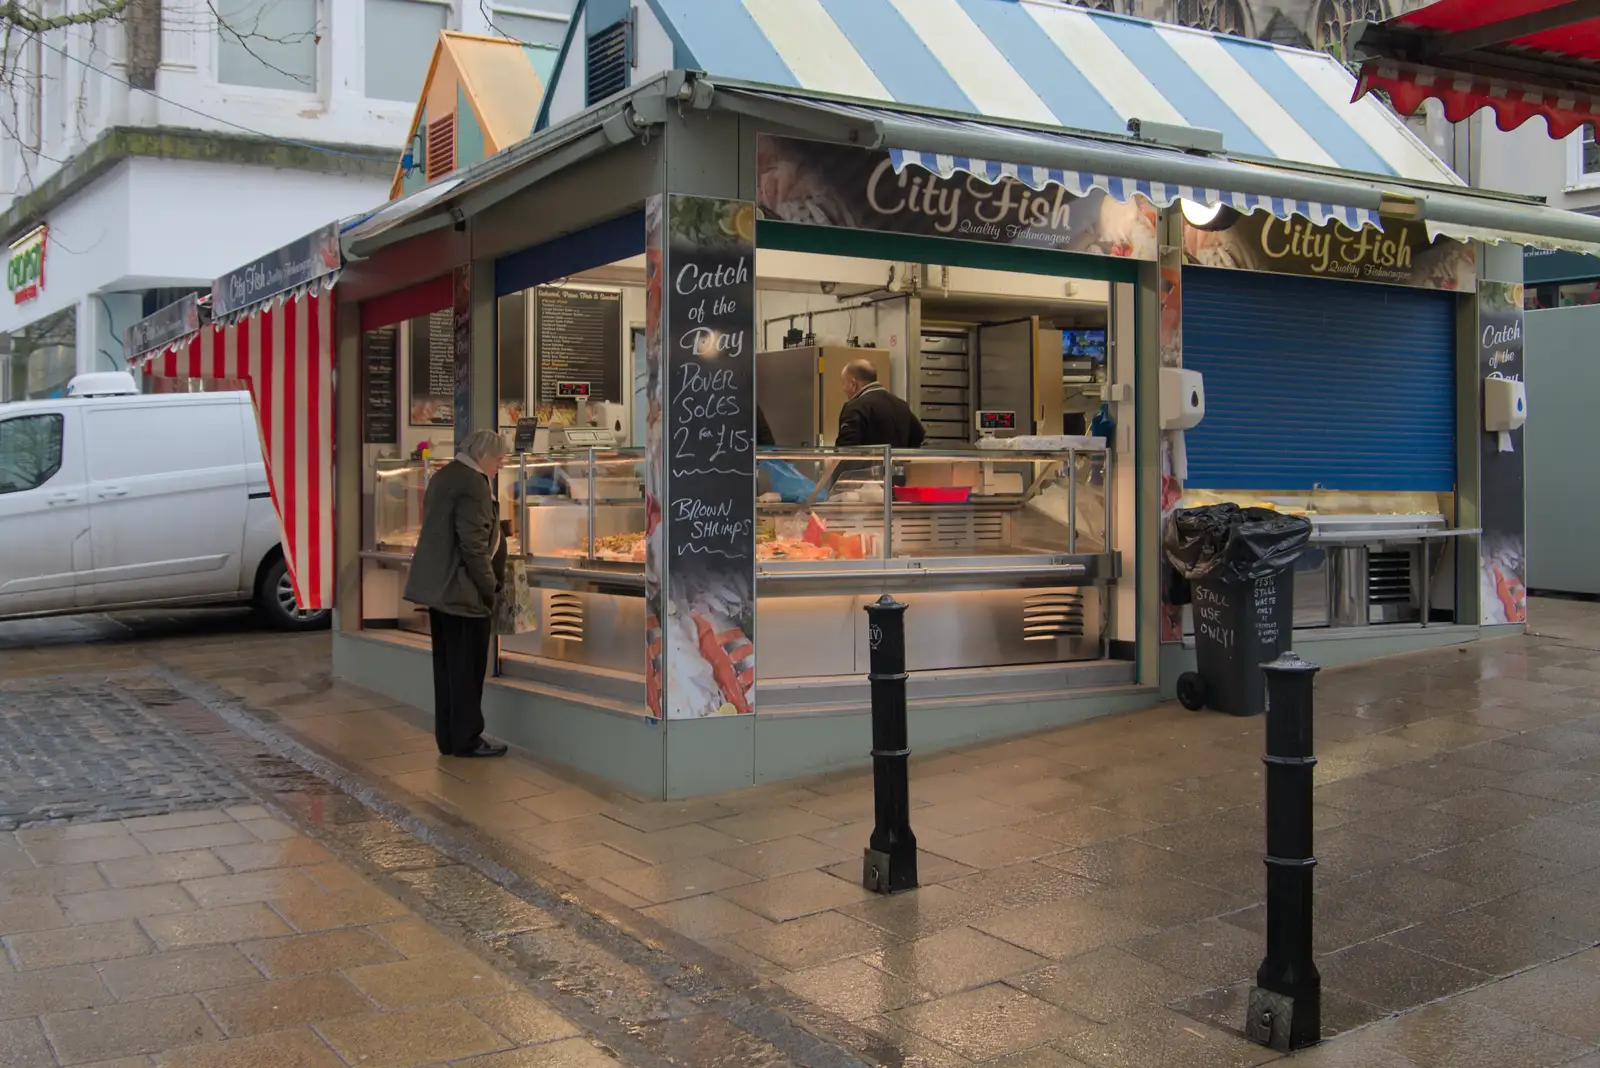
256, 556, 330, 632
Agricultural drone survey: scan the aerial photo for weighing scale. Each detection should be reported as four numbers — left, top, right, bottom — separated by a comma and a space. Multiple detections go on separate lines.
547, 382, 620, 452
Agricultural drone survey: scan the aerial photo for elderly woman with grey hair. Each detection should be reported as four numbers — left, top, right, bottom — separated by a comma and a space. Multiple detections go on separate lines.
403, 429, 510, 758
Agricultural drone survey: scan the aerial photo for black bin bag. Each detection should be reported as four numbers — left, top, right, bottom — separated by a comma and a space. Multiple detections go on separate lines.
1164, 504, 1312, 716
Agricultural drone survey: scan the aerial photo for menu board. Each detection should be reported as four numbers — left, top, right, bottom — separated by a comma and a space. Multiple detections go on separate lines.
362, 326, 398, 445
408, 310, 454, 426
535, 288, 621, 425
452, 265, 471, 452
498, 292, 528, 427
658, 194, 758, 719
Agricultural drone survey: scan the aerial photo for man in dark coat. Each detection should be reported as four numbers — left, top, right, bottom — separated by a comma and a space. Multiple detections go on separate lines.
402, 428, 510, 759
836, 359, 925, 448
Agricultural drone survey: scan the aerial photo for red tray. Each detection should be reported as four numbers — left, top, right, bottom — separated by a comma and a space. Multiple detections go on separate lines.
893, 486, 972, 504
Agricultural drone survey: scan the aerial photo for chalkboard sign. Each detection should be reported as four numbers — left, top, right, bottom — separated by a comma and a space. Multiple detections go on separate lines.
654, 195, 758, 719
408, 310, 453, 426
665, 207, 755, 570
362, 326, 398, 445
453, 265, 471, 452
513, 417, 539, 454
498, 292, 527, 427
535, 288, 621, 425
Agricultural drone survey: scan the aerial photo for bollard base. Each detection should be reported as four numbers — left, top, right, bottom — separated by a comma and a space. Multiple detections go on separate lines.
1245, 986, 1319, 1053
863, 847, 916, 895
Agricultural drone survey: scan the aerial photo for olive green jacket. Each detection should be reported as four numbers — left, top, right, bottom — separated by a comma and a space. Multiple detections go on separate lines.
402, 460, 498, 618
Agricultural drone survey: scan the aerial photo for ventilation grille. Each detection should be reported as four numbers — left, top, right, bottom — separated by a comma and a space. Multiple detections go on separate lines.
1023, 592, 1086, 641
585, 18, 630, 106
425, 114, 455, 182
1368, 551, 1413, 605
894, 511, 1006, 550
547, 593, 584, 641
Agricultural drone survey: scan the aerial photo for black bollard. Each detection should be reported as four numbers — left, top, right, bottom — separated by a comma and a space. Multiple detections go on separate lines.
862, 594, 917, 895
1245, 652, 1321, 1052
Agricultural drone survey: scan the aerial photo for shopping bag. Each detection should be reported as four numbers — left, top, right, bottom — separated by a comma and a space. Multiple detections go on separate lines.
493, 558, 539, 635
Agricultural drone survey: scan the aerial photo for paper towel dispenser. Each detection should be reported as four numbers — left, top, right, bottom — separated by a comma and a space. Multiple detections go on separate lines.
1160, 367, 1205, 430
1484, 376, 1526, 433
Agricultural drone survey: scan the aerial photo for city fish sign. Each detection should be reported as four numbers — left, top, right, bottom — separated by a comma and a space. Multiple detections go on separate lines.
1183, 212, 1476, 291
756, 135, 1157, 259
7, 225, 47, 305
213, 223, 340, 317
125, 293, 203, 358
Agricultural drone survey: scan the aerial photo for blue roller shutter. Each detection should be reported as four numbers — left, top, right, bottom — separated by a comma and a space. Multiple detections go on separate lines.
1182, 268, 1457, 493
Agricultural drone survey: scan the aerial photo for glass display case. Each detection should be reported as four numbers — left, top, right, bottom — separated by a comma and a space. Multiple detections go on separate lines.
499, 450, 649, 674
372, 457, 440, 554
497, 444, 1121, 703
362, 452, 526, 638
513, 449, 647, 562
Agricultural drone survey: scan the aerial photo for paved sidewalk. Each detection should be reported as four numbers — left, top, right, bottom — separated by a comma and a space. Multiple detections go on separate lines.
0, 804, 615, 1068
7, 600, 1600, 1067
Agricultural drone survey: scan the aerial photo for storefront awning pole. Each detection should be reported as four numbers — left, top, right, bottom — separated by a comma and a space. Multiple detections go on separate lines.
852, 106, 1600, 249
852, 114, 1390, 213
1420, 189, 1600, 246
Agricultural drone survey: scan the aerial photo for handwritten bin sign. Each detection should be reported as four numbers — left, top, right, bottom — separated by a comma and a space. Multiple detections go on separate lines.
7, 225, 46, 305
212, 223, 340, 318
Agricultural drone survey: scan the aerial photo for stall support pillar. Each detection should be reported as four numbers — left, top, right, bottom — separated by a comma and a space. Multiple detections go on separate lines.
1246, 652, 1321, 1052
646, 193, 761, 798
863, 595, 917, 895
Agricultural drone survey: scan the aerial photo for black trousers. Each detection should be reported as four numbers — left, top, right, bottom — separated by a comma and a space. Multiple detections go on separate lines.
428, 609, 492, 755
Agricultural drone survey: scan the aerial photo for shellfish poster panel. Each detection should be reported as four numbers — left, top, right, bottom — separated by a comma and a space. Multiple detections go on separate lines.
756, 135, 1156, 259
1479, 281, 1526, 626
649, 195, 758, 720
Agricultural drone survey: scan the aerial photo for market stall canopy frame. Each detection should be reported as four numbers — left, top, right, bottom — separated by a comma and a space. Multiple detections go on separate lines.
1352, 0, 1600, 138
542, 0, 1461, 187
392, 30, 556, 200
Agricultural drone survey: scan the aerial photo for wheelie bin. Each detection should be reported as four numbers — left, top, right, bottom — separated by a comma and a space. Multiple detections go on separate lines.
1164, 504, 1312, 716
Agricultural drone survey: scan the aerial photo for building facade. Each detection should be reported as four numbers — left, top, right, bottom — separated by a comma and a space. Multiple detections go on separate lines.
0, 0, 575, 401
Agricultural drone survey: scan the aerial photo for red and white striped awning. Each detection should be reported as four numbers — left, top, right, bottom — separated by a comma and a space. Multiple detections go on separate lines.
136, 290, 334, 611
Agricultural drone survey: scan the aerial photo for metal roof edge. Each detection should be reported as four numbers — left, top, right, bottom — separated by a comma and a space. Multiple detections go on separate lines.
343, 72, 677, 260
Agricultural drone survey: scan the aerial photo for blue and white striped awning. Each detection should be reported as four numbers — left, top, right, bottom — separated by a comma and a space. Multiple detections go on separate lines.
646, 0, 1462, 186
889, 148, 1382, 231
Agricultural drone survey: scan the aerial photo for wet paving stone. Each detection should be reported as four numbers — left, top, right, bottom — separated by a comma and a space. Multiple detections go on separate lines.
0, 678, 250, 829
391, 865, 561, 939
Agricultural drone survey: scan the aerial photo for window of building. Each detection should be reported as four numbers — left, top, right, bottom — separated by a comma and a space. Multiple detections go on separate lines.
492, 4, 573, 47
585, 16, 630, 106
1172, 0, 1249, 37
0, 414, 63, 495
1312, 0, 1390, 54
216, 0, 320, 92
366, 0, 450, 102
1583, 126, 1600, 177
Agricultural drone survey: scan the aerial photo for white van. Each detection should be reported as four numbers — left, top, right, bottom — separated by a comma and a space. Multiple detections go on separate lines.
0, 372, 327, 630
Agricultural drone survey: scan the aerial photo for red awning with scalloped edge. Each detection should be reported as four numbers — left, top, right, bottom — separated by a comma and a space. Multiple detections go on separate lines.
1353, 0, 1600, 138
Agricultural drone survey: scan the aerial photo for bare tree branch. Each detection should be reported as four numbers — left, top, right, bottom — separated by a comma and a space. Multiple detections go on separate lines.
0, 0, 130, 34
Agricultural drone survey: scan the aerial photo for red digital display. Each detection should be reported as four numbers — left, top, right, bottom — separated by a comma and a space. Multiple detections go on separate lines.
556, 381, 592, 398
977, 410, 1016, 430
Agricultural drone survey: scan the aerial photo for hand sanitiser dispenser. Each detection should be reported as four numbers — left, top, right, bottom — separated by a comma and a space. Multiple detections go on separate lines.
1159, 368, 1206, 430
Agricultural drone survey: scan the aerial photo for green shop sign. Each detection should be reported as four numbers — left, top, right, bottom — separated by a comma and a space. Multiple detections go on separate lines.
7, 224, 46, 304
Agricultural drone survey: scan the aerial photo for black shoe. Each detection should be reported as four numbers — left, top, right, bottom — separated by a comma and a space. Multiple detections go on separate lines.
457, 741, 508, 758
